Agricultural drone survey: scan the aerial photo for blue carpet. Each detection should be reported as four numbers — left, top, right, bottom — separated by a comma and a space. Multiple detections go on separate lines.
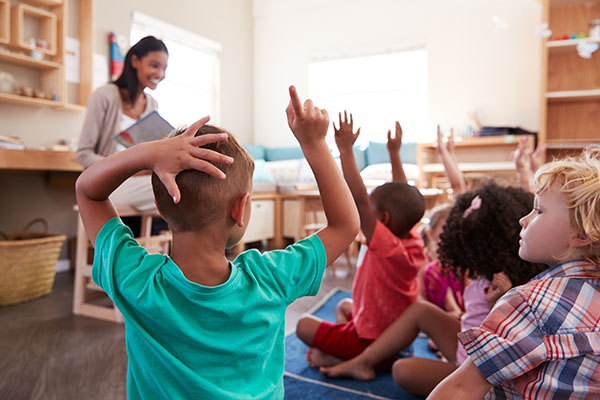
284, 290, 438, 399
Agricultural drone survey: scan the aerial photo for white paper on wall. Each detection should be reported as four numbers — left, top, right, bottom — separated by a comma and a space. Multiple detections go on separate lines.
65, 37, 80, 83
93, 53, 109, 90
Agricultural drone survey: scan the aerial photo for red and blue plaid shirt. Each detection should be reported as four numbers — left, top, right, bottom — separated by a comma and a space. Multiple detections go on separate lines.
458, 260, 600, 399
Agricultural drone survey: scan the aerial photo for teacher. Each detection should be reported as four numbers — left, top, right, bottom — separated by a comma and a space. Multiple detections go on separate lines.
76, 35, 168, 212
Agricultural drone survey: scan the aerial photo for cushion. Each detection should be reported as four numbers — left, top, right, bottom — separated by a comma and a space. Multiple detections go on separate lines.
265, 146, 304, 162
365, 141, 417, 166
360, 162, 420, 185
253, 159, 275, 183
264, 159, 302, 184
244, 144, 265, 160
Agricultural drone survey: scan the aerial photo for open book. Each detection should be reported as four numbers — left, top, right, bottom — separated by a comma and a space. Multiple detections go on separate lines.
114, 111, 174, 148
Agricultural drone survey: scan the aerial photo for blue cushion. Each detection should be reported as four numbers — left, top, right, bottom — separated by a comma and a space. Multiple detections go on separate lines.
244, 144, 265, 160
353, 145, 367, 171
365, 141, 417, 166
265, 146, 304, 161
252, 159, 275, 182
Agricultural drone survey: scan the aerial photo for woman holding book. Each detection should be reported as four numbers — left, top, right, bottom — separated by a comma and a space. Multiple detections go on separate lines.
76, 36, 168, 212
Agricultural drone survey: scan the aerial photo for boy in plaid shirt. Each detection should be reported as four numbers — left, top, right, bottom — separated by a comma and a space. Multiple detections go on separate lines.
429, 147, 600, 399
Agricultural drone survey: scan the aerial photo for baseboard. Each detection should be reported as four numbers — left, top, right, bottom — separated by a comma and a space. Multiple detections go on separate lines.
55, 259, 71, 273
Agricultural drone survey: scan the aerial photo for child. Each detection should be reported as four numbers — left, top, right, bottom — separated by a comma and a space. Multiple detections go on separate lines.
429, 147, 600, 399
296, 112, 427, 369
320, 184, 546, 397
418, 204, 464, 319
75, 86, 360, 399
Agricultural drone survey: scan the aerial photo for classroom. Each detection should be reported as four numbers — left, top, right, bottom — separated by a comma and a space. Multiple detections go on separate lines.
1, 0, 599, 399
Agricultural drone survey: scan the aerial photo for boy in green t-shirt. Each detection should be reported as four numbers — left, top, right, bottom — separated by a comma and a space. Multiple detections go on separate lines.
75, 86, 359, 399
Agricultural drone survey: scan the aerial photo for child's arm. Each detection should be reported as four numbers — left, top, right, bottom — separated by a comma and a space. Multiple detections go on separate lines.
333, 110, 377, 242
286, 87, 360, 266
427, 358, 492, 399
436, 126, 466, 195
512, 136, 533, 192
76, 117, 233, 246
443, 289, 464, 320
387, 121, 407, 183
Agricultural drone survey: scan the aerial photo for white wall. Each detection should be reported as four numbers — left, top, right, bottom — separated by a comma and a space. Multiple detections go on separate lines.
252, 0, 542, 147
0, 0, 253, 262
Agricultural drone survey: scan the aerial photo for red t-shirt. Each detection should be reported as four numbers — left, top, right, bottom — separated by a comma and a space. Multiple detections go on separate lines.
352, 220, 426, 339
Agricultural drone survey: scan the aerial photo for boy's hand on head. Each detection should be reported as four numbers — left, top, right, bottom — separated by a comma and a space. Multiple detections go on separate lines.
286, 86, 330, 148
333, 110, 360, 152
386, 121, 402, 154
151, 116, 234, 204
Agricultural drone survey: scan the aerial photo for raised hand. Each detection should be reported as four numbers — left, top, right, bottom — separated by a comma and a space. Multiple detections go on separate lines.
333, 110, 360, 152
152, 117, 234, 203
512, 136, 531, 172
387, 121, 403, 154
285, 85, 330, 148
530, 142, 547, 172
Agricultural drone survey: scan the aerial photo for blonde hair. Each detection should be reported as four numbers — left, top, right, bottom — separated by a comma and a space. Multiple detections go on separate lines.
530, 146, 600, 265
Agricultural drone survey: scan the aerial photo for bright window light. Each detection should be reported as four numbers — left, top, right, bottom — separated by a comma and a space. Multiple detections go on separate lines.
309, 49, 429, 146
130, 12, 221, 128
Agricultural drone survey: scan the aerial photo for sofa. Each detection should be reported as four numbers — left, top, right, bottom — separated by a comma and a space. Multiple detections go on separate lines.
244, 141, 419, 193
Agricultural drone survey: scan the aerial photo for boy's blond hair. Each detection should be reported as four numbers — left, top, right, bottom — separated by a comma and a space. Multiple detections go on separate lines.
531, 146, 600, 265
152, 125, 255, 232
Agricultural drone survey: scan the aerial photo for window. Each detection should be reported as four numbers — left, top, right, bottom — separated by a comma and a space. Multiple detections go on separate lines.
130, 12, 221, 127
308, 49, 429, 146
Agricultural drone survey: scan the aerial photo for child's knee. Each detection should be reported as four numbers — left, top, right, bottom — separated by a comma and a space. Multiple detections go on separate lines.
296, 315, 321, 345
392, 359, 416, 390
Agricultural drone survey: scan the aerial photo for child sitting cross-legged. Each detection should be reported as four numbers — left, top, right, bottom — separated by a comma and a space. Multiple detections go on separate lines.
296, 112, 427, 370
320, 184, 546, 397
75, 86, 359, 399
429, 146, 600, 399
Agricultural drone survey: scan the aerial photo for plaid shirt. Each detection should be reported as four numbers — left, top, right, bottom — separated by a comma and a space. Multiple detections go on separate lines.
458, 260, 600, 399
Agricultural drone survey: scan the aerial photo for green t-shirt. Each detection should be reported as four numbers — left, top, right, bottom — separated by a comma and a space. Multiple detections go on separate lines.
93, 218, 327, 399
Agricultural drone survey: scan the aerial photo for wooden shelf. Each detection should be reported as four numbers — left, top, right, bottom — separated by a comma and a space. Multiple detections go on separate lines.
0, 48, 61, 69
547, 38, 600, 54
0, 91, 60, 107
62, 103, 86, 112
0, 148, 81, 172
422, 162, 516, 173
546, 89, 600, 102
0, 0, 8, 45
21, 0, 63, 5
546, 140, 599, 148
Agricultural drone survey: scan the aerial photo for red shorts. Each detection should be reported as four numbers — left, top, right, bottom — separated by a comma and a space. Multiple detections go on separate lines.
311, 315, 397, 371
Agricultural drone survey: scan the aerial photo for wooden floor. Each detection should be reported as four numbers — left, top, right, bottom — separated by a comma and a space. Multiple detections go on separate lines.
0, 258, 354, 399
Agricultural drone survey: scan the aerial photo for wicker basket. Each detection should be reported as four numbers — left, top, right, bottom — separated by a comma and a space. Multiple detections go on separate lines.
0, 219, 66, 306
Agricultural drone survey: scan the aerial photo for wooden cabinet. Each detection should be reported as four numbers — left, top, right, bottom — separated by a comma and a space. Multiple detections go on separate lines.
540, 0, 600, 159
0, 0, 93, 110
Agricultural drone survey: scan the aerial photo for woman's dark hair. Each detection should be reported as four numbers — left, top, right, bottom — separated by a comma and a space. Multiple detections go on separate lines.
113, 36, 168, 104
438, 183, 546, 286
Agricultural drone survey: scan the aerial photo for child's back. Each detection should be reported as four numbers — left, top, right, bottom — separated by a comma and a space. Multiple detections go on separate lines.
76, 88, 360, 399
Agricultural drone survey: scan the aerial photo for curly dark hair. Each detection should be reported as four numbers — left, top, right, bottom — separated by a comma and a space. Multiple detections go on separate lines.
438, 184, 546, 285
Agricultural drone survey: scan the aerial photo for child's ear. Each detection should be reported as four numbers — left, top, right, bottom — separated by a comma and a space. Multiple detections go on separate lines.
231, 192, 250, 227
379, 210, 391, 226
571, 233, 592, 248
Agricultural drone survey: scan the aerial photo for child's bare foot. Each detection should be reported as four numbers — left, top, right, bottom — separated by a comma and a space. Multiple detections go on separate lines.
319, 358, 376, 381
305, 347, 341, 367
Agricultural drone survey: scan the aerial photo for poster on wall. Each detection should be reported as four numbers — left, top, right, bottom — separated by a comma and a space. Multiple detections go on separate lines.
109, 32, 127, 81
65, 37, 80, 83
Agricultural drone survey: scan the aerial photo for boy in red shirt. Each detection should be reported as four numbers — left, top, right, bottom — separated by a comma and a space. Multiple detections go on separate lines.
296, 111, 427, 369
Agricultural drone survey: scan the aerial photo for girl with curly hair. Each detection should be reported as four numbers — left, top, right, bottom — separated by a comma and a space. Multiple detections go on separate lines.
320, 183, 546, 397
431, 147, 600, 399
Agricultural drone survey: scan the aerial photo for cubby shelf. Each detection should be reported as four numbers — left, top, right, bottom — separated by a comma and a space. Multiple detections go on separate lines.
0, 48, 61, 69
10, 2, 57, 56
546, 89, 600, 102
0, 91, 61, 107
546, 38, 600, 54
